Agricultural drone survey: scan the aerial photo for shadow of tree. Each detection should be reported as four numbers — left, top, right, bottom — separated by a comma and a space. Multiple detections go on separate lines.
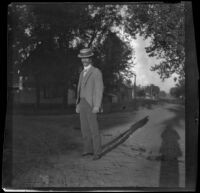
159, 105, 185, 188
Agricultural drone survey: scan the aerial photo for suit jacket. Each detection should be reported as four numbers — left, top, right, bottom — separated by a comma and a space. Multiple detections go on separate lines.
76, 65, 104, 110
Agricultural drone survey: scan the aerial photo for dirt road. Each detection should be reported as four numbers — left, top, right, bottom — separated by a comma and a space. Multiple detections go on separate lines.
9, 102, 185, 188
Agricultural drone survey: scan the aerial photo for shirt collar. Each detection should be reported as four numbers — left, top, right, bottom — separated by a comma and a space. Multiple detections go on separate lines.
84, 64, 91, 71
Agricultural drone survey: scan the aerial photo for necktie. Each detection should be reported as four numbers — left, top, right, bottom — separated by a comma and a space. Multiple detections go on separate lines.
83, 69, 88, 77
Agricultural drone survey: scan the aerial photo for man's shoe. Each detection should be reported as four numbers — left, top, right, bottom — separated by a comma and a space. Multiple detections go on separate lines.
82, 152, 93, 156
93, 154, 101, 160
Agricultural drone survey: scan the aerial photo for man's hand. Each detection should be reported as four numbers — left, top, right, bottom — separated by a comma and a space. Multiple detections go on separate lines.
92, 106, 99, 113
76, 104, 80, 113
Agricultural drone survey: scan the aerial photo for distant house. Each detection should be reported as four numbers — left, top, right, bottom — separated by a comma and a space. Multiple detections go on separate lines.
145, 93, 151, 99
8, 71, 23, 91
10, 74, 77, 105
145, 92, 159, 100
118, 84, 134, 102
11, 73, 135, 105
103, 93, 118, 104
103, 83, 134, 104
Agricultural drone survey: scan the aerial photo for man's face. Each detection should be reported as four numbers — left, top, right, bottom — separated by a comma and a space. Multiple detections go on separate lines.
81, 57, 92, 67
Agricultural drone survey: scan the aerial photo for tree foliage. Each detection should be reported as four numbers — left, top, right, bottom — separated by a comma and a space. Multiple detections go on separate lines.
93, 31, 134, 92
170, 77, 185, 98
8, 3, 134, 106
8, 3, 185, 106
126, 3, 185, 81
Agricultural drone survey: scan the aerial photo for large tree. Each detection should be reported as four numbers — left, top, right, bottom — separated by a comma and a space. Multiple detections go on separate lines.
8, 3, 134, 107
170, 77, 185, 98
125, 3, 185, 83
94, 31, 134, 93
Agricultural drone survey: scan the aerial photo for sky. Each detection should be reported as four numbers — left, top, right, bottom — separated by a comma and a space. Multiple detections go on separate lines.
115, 5, 177, 93
130, 35, 177, 93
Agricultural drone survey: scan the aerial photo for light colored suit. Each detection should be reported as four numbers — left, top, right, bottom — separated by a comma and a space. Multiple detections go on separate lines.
76, 65, 104, 110
76, 65, 104, 155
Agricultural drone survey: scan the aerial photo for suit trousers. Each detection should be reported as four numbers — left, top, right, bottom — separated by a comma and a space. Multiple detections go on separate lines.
79, 98, 102, 155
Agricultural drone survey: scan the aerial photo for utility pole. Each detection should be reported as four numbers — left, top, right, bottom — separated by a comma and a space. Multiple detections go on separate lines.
150, 84, 153, 98
132, 72, 136, 99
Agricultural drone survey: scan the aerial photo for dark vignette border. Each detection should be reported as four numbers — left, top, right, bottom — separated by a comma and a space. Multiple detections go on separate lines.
185, 1, 199, 191
2, 0, 13, 191
2, 1, 199, 192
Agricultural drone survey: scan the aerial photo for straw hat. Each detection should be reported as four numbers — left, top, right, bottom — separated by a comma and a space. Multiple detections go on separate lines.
78, 48, 94, 58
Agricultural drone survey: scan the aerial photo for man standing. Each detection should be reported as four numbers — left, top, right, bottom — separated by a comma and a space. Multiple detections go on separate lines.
76, 48, 104, 160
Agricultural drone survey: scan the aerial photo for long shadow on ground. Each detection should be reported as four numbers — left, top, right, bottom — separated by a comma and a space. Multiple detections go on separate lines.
158, 105, 185, 188
100, 116, 149, 157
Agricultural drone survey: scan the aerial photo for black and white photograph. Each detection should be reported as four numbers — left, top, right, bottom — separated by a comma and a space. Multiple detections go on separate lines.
3, 1, 198, 191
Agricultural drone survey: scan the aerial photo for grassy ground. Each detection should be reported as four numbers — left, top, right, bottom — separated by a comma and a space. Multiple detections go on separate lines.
3, 100, 185, 188
4, 108, 140, 187
7, 98, 160, 115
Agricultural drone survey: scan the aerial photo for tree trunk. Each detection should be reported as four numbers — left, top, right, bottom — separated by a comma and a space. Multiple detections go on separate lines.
43, 86, 47, 98
62, 82, 69, 108
35, 75, 40, 109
